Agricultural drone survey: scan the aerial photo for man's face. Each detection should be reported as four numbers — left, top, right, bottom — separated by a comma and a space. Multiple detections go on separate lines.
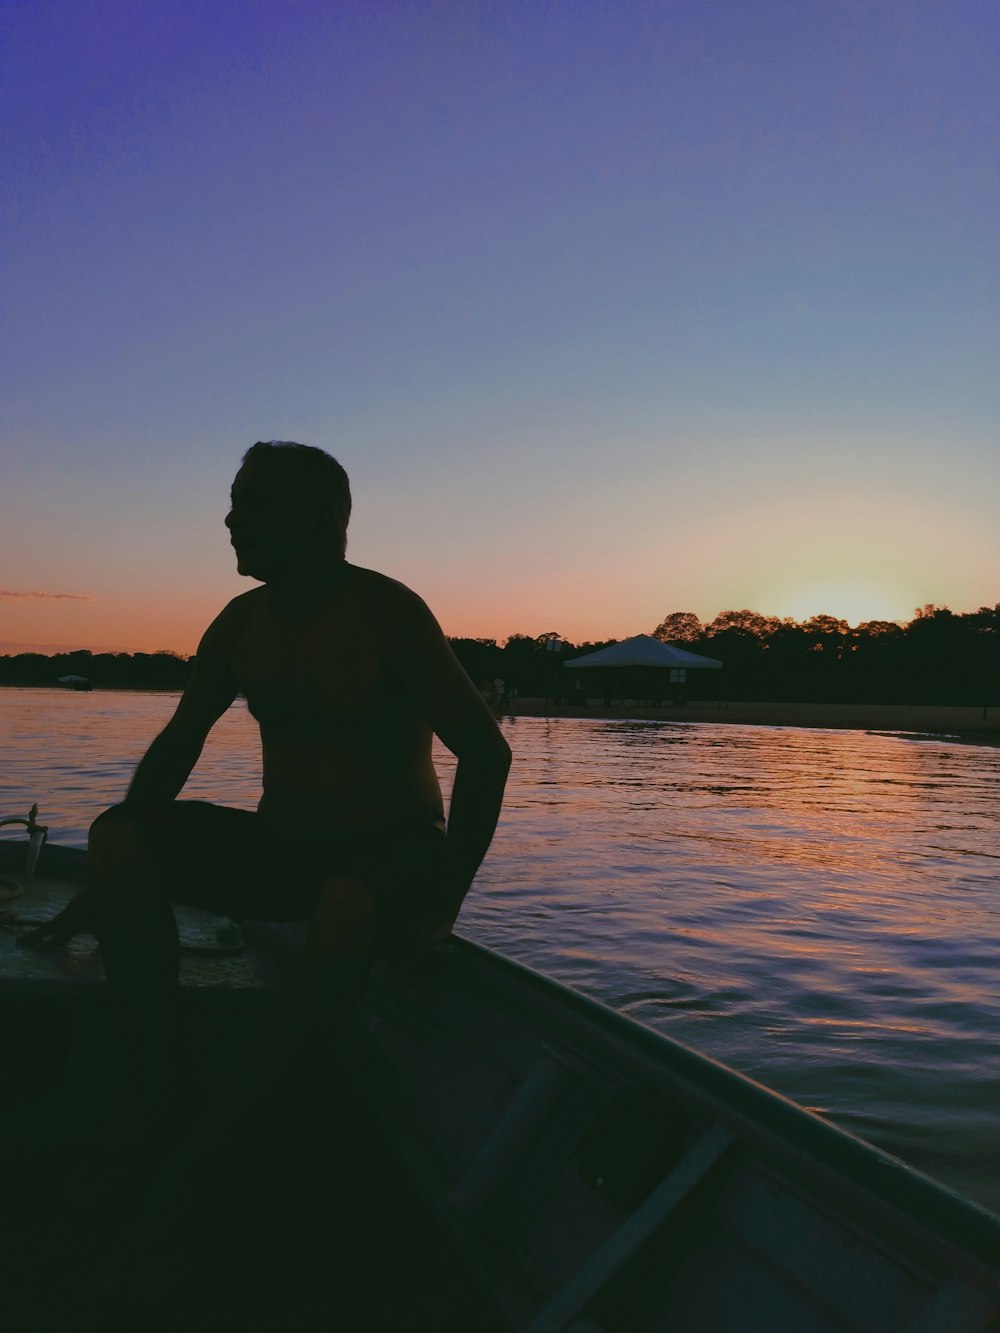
225, 463, 312, 581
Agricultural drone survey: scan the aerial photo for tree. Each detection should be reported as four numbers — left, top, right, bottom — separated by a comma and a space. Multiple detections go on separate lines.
705, 610, 781, 641
802, 614, 849, 636
447, 638, 501, 686
651, 611, 703, 643
855, 620, 903, 638
800, 614, 850, 656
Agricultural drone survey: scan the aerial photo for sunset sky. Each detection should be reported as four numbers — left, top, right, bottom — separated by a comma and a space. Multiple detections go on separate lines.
3, 0, 998, 655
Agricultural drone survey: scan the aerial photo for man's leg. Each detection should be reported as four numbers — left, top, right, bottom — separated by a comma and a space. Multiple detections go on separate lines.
12, 805, 192, 1309
244, 821, 450, 1086
101, 874, 380, 1306
240, 873, 378, 1083
86, 805, 185, 1128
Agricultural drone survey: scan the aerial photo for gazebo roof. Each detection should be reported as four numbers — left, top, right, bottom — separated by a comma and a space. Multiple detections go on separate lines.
565, 634, 722, 669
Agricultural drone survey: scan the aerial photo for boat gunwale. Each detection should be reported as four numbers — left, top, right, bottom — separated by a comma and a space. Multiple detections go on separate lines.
405, 936, 1000, 1296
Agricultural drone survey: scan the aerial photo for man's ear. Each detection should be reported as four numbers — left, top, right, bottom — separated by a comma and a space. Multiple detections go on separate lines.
309, 500, 347, 553
307, 500, 334, 531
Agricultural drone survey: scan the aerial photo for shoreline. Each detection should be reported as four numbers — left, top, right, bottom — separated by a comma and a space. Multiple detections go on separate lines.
3, 683, 998, 746
508, 698, 1000, 744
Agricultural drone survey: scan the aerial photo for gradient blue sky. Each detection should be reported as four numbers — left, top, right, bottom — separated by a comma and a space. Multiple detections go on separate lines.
3, 0, 998, 653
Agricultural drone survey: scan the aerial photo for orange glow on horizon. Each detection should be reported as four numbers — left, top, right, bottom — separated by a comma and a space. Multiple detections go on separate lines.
0, 569, 979, 657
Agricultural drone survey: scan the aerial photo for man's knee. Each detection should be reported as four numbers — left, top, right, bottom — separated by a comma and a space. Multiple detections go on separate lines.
89, 803, 156, 877
310, 876, 377, 955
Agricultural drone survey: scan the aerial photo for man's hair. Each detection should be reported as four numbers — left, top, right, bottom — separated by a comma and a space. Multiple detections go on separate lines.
243, 441, 352, 553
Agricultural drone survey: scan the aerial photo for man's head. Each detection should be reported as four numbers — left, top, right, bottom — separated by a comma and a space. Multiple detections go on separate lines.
226, 441, 352, 582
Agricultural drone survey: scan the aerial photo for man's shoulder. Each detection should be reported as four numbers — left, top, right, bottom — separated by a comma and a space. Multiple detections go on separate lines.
224, 586, 266, 608
217, 587, 265, 623
201, 588, 263, 644
346, 565, 441, 648
347, 565, 428, 613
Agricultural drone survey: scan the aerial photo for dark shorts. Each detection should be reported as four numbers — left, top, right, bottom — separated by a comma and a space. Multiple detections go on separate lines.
93, 800, 449, 932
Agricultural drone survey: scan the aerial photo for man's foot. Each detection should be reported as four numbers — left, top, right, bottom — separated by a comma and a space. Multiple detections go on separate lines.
17, 886, 95, 949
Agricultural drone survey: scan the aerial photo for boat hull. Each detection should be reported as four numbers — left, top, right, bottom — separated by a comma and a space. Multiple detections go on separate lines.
2, 837, 999, 1332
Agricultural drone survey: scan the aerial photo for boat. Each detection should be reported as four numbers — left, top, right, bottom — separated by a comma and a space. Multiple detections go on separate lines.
1, 816, 999, 1332
55, 673, 94, 691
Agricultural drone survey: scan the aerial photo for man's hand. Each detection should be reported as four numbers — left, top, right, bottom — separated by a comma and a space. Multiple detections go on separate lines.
422, 915, 458, 945
379, 893, 461, 969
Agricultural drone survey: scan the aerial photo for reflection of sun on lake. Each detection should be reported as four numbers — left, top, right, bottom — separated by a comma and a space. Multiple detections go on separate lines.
2, 689, 999, 1213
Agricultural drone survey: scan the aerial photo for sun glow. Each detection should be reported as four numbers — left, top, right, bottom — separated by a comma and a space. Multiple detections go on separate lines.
762, 577, 918, 628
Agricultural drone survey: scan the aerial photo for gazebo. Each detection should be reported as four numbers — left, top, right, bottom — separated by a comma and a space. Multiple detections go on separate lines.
564, 634, 722, 705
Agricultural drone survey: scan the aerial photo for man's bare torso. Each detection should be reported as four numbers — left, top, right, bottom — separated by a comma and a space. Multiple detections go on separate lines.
224, 565, 445, 838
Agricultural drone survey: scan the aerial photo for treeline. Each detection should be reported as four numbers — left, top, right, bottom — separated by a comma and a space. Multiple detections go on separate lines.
2, 602, 998, 705
652, 604, 1000, 706
0, 649, 191, 690
451, 603, 1000, 706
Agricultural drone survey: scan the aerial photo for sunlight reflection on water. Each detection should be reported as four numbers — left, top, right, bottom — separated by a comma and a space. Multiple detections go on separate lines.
2, 689, 999, 1211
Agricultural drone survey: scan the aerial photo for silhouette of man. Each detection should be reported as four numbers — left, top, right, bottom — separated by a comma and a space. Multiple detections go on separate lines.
22, 440, 511, 1116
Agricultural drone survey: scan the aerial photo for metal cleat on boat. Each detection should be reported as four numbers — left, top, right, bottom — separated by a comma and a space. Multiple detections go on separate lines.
0, 804, 50, 897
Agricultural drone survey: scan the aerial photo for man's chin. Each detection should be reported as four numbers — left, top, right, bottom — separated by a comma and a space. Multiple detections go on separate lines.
235, 554, 267, 580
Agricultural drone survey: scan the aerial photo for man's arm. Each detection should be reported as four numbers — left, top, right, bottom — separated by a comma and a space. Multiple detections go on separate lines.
126, 605, 241, 804
18, 604, 241, 951
393, 585, 512, 937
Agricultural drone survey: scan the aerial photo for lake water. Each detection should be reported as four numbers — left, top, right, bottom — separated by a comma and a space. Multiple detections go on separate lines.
3, 686, 999, 1213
